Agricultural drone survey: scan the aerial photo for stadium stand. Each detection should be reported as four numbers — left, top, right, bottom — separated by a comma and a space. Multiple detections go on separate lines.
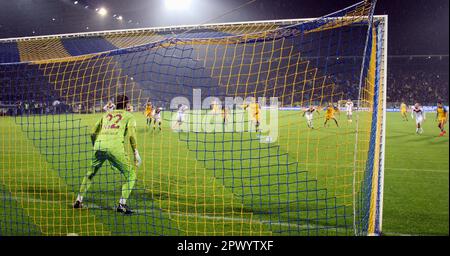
387, 56, 449, 105
0, 42, 21, 63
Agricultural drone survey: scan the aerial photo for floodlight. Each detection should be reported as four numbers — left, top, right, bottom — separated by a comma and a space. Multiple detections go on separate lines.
97, 7, 108, 16
164, 0, 192, 11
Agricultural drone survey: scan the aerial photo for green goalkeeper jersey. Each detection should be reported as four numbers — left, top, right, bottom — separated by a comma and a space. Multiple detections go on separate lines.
91, 109, 137, 152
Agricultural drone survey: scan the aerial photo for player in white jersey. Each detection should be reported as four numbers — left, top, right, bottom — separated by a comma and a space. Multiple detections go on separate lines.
345, 99, 354, 123
126, 103, 134, 112
173, 104, 188, 131
302, 106, 320, 129
152, 107, 162, 131
412, 103, 425, 134
410, 105, 415, 119
103, 100, 116, 112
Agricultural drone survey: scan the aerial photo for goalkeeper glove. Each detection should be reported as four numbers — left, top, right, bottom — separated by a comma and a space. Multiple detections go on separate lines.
134, 149, 142, 168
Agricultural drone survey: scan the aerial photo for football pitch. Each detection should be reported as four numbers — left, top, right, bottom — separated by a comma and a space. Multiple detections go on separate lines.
0, 111, 448, 236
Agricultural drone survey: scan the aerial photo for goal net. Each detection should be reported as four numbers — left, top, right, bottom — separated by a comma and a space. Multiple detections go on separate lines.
0, 0, 386, 236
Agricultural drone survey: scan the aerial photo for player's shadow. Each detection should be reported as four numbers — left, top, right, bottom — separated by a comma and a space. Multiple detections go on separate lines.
403, 134, 438, 143
430, 137, 449, 144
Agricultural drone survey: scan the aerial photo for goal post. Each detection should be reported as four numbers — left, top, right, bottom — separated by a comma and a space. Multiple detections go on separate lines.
370, 14, 388, 236
0, 0, 387, 236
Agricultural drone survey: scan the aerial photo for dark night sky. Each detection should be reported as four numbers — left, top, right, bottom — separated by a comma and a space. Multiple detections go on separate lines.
0, 0, 448, 55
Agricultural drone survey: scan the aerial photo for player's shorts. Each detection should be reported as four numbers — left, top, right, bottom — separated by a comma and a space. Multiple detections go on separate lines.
252, 114, 260, 122
438, 117, 447, 124
177, 113, 184, 122
325, 115, 334, 120
145, 111, 153, 118
415, 116, 424, 124
401, 110, 406, 115
154, 114, 161, 122
305, 114, 313, 121
90, 148, 135, 181
346, 111, 352, 116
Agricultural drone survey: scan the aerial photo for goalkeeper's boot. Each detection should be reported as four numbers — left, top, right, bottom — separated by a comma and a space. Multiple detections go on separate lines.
73, 200, 83, 209
117, 203, 133, 215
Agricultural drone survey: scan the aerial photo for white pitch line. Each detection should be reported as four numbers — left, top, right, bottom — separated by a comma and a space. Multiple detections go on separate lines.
300, 163, 448, 174
5, 195, 349, 233
2, 197, 436, 236
86, 203, 349, 232
382, 231, 431, 237
385, 168, 448, 173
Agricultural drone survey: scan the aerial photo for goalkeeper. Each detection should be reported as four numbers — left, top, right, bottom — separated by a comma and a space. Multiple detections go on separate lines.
73, 94, 142, 214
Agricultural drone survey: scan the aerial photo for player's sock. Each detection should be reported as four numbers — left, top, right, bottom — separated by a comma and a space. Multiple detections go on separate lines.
78, 171, 96, 200
73, 200, 83, 209
117, 203, 133, 214
119, 198, 126, 205
73, 194, 83, 208
334, 119, 339, 127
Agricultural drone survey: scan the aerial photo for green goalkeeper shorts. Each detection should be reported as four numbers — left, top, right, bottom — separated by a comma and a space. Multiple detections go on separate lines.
90, 149, 135, 181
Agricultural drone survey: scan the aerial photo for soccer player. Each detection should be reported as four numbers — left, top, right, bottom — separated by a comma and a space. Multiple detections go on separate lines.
144, 101, 154, 127
73, 95, 142, 214
324, 103, 339, 128
302, 105, 320, 129
126, 103, 134, 112
153, 107, 163, 131
211, 99, 221, 116
174, 104, 188, 131
244, 99, 261, 132
436, 101, 447, 136
345, 99, 354, 123
400, 102, 408, 121
221, 105, 229, 125
103, 100, 116, 112
412, 103, 425, 134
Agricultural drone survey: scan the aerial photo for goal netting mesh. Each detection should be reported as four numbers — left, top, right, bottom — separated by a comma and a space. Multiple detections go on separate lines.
0, 0, 386, 236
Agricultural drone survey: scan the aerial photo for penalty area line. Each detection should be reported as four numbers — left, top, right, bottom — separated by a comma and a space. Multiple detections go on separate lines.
4, 196, 431, 236
6, 195, 348, 233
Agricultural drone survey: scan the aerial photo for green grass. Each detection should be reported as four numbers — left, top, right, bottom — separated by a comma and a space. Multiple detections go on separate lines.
0, 111, 448, 236
382, 113, 449, 236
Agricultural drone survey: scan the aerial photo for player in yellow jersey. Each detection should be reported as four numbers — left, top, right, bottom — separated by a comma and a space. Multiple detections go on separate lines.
144, 101, 154, 127
400, 102, 408, 121
243, 99, 261, 132
324, 103, 339, 127
211, 100, 221, 115
436, 101, 447, 136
